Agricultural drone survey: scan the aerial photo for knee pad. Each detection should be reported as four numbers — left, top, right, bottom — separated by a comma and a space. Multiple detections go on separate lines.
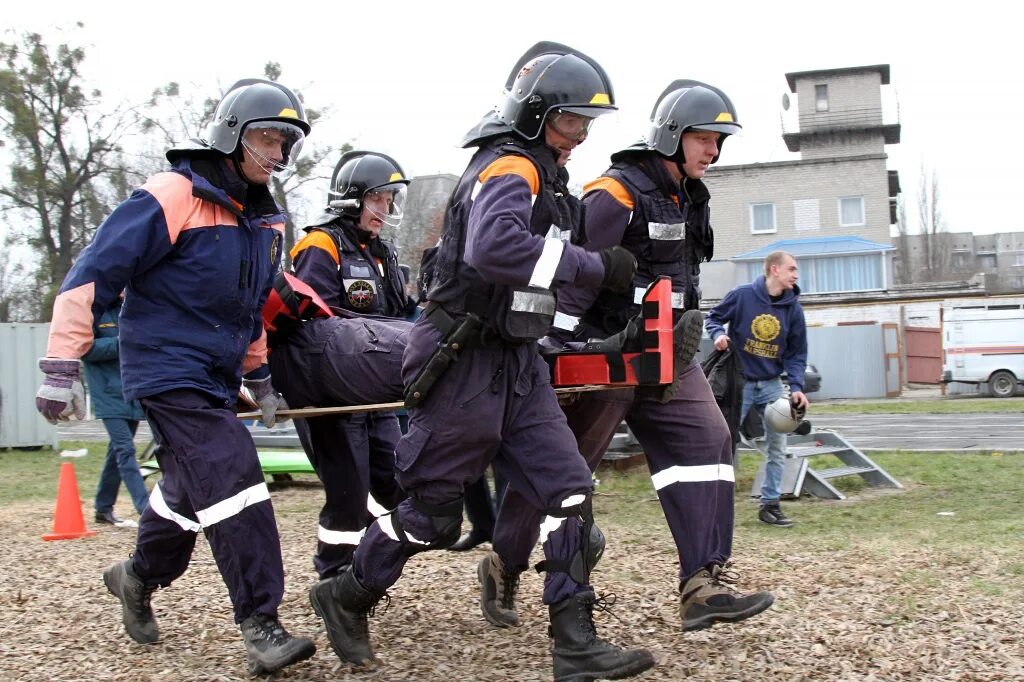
408, 496, 464, 549
585, 521, 606, 571
535, 493, 603, 584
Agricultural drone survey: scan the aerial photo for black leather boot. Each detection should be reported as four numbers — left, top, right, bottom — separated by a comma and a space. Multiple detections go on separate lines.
448, 529, 490, 552
549, 591, 656, 681
309, 567, 384, 666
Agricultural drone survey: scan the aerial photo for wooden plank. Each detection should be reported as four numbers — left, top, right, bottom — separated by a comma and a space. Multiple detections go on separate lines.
236, 384, 622, 420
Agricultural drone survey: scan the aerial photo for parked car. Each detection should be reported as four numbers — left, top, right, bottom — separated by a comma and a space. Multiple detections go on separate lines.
783, 363, 821, 395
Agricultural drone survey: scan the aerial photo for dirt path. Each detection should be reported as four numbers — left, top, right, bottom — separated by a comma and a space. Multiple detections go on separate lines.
3, 487, 1022, 681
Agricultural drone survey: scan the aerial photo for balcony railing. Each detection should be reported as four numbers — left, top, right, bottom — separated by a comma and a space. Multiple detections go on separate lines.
782, 106, 900, 134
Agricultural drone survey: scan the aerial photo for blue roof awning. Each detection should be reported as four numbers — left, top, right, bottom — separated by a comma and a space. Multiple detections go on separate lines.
731, 236, 895, 261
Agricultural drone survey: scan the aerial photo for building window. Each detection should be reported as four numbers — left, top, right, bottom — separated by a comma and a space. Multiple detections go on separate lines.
980, 254, 997, 271
749, 253, 884, 294
1014, 253, 1024, 266
793, 198, 820, 231
750, 203, 776, 234
815, 84, 829, 112
839, 197, 865, 227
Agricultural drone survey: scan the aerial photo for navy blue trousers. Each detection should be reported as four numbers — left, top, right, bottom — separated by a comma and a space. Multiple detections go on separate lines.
353, 317, 595, 604
493, 361, 735, 584
271, 316, 410, 578
133, 389, 283, 623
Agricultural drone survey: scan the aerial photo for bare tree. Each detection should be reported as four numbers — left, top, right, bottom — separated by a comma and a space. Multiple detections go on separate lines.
0, 28, 137, 318
917, 164, 952, 282
260, 63, 343, 266
0, 234, 35, 322
893, 193, 911, 284
138, 64, 343, 267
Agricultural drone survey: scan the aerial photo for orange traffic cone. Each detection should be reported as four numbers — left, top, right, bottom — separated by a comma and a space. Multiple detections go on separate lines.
42, 461, 97, 541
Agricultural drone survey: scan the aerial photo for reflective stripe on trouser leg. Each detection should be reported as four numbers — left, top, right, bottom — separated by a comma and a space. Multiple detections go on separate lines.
296, 415, 378, 578
492, 387, 634, 575
137, 390, 284, 623
627, 361, 736, 581
491, 350, 595, 605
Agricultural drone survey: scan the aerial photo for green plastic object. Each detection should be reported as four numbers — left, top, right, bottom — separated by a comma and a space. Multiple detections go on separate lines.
139, 449, 314, 477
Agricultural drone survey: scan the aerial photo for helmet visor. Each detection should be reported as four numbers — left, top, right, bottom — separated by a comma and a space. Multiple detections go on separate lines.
547, 110, 596, 142
364, 183, 408, 228
689, 122, 742, 136
240, 120, 307, 177
558, 105, 615, 119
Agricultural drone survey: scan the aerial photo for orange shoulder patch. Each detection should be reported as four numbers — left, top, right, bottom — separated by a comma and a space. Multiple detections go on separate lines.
478, 156, 540, 195
583, 177, 634, 209
291, 230, 340, 265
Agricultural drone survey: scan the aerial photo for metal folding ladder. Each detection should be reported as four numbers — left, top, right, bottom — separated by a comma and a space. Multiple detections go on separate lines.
744, 430, 902, 501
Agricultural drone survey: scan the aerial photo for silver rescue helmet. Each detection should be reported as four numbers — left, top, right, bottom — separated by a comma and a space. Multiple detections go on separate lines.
612, 80, 740, 168
646, 80, 740, 164
497, 41, 617, 141
764, 396, 807, 434
180, 78, 310, 177
327, 151, 410, 229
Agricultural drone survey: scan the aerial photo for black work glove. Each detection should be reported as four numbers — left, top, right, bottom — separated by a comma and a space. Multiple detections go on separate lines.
599, 246, 637, 294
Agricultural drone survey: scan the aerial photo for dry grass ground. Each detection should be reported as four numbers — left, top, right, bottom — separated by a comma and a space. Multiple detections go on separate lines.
2, 453, 1023, 681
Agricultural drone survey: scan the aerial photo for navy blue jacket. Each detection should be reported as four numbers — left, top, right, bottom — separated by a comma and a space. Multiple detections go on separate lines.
46, 158, 285, 404
705, 275, 808, 393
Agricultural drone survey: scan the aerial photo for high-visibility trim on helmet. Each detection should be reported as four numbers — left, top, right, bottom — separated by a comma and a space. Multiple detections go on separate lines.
389, 172, 404, 182
590, 93, 612, 105
715, 112, 735, 122
278, 107, 299, 118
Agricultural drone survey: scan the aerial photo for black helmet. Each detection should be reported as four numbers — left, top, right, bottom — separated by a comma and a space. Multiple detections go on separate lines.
643, 80, 740, 164
497, 41, 616, 141
327, 150, 410, 226
166, 78, 311, 169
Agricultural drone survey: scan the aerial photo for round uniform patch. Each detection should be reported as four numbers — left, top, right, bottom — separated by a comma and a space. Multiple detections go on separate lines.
751, 313, 781, 342
347, 280, 375, 309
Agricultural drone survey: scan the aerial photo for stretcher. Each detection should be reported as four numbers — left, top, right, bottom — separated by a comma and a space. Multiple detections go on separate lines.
142, 279, 678, 477
236, 277, 676, 422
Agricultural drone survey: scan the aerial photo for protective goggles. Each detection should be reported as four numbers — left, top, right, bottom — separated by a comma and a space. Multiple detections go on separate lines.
546, 110, 596, 142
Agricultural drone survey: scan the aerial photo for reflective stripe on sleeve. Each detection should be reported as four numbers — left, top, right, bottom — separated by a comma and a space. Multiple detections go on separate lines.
529, 238, 564, 289
545, 224, 572, 241
553, 311, 579, 331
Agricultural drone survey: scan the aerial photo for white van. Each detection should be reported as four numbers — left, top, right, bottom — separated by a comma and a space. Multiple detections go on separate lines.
941, 298, 1024, 398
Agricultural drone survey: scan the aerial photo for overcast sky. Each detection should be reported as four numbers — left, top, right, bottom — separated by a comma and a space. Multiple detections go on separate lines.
5, 0, 1021, 237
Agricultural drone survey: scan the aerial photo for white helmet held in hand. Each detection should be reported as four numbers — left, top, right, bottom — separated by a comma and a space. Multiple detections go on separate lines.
764, 396, 807, 434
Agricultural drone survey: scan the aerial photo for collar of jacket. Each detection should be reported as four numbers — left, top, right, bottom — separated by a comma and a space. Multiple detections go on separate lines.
681, 175, 710, 205
171, 157, 284, 222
